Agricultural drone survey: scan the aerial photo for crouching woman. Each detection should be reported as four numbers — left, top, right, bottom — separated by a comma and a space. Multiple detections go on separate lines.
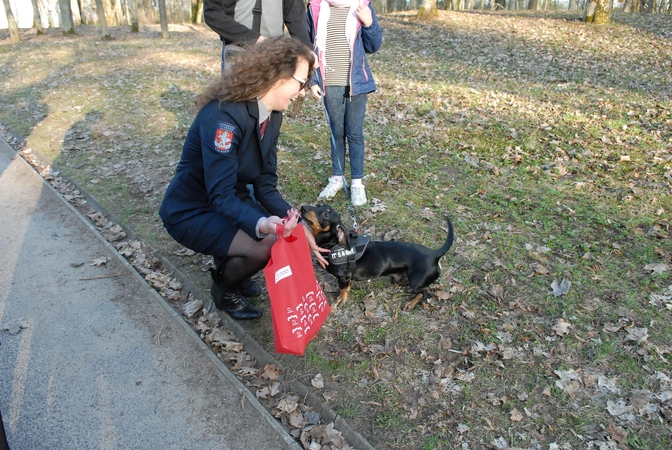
159, 37, 328, 320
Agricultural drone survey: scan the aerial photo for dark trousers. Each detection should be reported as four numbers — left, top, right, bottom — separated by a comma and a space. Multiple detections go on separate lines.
0, 410, 9, 450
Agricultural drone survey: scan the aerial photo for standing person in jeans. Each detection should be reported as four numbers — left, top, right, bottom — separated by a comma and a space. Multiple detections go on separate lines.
308, 0, 382, 207
204, 0, 312, 71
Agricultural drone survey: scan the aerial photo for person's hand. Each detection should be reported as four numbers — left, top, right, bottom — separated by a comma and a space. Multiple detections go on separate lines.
310, 85, 322, 101
256, 35, 266, 44
260, 209, 301, 237
260, 215, 286, 236
355, 5, 373, 27
279, 208, 301, 237
302, 223, 330, 269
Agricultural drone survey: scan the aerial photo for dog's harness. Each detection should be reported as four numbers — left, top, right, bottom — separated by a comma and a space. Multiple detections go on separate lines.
328, 232, 371, 270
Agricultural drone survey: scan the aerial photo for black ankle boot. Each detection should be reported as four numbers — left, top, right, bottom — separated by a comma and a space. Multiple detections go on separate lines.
210, 269, 262, 320
217, 289, 262, 320
240, 277, 261, 297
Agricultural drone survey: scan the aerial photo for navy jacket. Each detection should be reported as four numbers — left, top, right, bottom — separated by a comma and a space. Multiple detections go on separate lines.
159, 100, 291, 240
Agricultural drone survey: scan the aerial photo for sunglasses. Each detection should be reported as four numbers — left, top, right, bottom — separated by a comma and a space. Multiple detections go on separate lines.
292, 75, 310, 91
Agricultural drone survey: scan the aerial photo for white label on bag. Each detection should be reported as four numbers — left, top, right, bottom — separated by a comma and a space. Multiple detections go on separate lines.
275, 265, 292, 284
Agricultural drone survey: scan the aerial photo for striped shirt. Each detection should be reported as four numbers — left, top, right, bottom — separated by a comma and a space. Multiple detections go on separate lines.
324, 6, 351, 87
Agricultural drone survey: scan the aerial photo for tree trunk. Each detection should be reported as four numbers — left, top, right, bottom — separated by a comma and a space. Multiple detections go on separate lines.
128, 0, 139, 32
94, 0, 110, 38
39, 0, 53, 27
197, 0, 203, 23
569, 0, 578, 10
30, 0, 45, 34
111, 0, 125, 26
158, 0, 169, 38
418, 0, 438, 16
190, 0, 199, 23
76, 0, 85, 24
585, 0, 610, 22
190, 0, 204, 23
58, 0, 76, 33
2, 0, 21, 42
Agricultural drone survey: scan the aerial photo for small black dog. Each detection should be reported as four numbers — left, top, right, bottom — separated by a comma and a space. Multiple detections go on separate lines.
300, 204, 454, 309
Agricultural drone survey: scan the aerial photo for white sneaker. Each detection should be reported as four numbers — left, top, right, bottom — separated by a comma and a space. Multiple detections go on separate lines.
318, 177, 343, 200
351, 186, 367, 206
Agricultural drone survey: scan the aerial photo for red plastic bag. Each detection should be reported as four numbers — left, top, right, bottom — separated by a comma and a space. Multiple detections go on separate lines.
264, 226, 330, 355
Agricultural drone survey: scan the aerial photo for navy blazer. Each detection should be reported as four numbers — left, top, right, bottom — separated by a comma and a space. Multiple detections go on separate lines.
159, 100, 291, 239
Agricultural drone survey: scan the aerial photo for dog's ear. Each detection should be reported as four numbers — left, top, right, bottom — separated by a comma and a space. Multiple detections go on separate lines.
336, 223, 351, 248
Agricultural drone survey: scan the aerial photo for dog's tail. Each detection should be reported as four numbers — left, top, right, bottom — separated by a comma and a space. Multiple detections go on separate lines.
433, 217, 454, 260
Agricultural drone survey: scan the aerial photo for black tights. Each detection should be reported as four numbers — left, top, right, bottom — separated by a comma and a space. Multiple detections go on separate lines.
215, 229, 276, 289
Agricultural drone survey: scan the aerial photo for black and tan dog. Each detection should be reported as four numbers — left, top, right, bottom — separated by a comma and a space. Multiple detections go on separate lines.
300, 204, 454, 310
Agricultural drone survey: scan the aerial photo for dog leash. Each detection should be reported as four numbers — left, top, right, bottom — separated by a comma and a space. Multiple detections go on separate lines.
339, 175, 360, 233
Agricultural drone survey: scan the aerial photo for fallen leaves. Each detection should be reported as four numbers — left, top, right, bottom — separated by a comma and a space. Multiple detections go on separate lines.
0, 319, 30, 335
530, 262, 550, 275
370, 197, 386, 213
261, 364, 282, 381
624, 327, 649, 345
605, 424, 628, 444
550, 278, 571, 296
181, 298, 202, 318
650, 285, 672, 310
554, 368, 583, 396
551, 318, 572, 337
509, 408, 524, 422
91, 256, 110, 267
644, 262, 669, 274
311, 373, 325, 389
102, 223, 126, 242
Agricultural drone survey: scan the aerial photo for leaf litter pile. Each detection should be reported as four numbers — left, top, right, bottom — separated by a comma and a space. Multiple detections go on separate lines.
1, 10, 672, 450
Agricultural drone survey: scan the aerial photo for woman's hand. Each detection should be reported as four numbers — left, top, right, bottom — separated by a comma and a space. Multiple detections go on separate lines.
259, 216, 285, 236
355, 5, 373, 27
280, 208, 301, 236
302, 223, 330, 269
260, 209, 301, 237
310, 85, 322, 101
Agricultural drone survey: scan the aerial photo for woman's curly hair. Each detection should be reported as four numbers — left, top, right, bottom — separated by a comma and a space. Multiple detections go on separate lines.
196, 36, 316, 109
